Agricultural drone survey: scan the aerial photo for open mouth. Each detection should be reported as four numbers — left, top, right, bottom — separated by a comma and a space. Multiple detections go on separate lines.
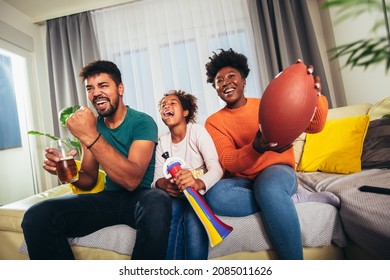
94, 98, 109, 111
163, 110, 174, 118
224, 88, 235, 95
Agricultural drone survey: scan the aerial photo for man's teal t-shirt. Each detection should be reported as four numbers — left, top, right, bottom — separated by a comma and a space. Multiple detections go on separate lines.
96, 106, 158, 191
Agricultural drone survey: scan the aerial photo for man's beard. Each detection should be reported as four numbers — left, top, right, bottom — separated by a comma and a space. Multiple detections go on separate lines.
96, 97, 119, 117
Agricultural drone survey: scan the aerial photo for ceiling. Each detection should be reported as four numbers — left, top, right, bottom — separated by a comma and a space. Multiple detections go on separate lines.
4, 0, 137, 24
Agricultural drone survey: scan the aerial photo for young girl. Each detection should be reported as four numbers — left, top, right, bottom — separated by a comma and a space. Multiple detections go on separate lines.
152, 90, 223, 260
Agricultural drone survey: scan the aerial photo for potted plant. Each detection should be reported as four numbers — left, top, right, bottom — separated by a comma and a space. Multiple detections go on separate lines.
28, 105, 105, 194
322, 0, 390, 72
28, 105, 81, 155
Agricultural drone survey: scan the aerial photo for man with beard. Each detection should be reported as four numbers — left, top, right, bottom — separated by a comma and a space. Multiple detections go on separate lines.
21, 60, 172, 260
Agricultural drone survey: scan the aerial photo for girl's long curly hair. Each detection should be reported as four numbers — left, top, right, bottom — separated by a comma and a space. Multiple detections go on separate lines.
159, 89, 198, 124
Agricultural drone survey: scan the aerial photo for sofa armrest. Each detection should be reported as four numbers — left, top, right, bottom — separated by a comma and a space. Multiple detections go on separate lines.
0, 185, 72, 233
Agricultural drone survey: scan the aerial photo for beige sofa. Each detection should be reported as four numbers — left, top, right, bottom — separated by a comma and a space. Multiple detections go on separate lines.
0, 184, 346, 260
295, 97, 390, 259
1, 97, 389, 260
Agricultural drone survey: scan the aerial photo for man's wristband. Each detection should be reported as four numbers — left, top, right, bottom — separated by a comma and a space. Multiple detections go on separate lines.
86, 133, 102, 149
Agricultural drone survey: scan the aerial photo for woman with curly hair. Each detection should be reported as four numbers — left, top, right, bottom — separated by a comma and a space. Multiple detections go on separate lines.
152, 89, 223, 259
204, 48, 339, 259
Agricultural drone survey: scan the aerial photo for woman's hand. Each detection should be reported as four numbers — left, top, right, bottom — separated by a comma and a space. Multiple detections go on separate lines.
252, 130, 292, 154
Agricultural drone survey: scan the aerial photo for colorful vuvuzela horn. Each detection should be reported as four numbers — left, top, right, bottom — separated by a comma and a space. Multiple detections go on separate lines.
162, 152, 233, 247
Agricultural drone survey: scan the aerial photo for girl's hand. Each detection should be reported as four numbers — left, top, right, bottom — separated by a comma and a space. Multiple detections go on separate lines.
156, 177, 181, 197
174, 169, 205, 192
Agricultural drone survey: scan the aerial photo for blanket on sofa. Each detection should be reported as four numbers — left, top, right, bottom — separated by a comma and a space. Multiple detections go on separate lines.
297, 169, 390, 259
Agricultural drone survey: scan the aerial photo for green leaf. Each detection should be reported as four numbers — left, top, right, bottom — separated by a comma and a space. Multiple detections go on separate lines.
322, 0, 390, 73
58, 105, 82, 156
328, 37, 390, 72
59, 105, 81, 127
27, 130, 59, 141
69, 139, 81, 155
28, 105, 83, 158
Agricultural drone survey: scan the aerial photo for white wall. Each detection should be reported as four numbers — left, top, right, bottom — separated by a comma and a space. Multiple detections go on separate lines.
328, 6, 390, 106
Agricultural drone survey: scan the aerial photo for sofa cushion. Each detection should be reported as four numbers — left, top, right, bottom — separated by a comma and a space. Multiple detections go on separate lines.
362, 117, 390, 169
298, 115, 370, 174
293, 102, 372, 167
327, 103, 372, 120
296, 169, 390, 259
368, 97, 390, 120
69, 161, 105, 194
18, 202, 347, 258
293, 133, 307, 167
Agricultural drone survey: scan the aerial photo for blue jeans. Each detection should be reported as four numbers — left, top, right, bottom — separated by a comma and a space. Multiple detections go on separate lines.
205, 164, 303, 260
21, 188, 172, 260
165, 196, 209, 260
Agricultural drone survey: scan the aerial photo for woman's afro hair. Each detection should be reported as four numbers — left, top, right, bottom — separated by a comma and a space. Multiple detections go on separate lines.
205, 48, 250, 87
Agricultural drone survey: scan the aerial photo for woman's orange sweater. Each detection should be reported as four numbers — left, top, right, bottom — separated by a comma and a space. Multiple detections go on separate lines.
205, 96, 328, 180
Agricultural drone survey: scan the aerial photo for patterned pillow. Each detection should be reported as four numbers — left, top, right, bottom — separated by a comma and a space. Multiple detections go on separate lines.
362, 116, 390, 169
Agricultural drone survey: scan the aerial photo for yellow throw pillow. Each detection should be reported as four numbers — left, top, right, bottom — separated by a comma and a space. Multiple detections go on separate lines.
69, 160, 105, 194
297, 115, 370, 174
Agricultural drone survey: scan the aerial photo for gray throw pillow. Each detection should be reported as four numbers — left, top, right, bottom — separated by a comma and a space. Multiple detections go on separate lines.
361, 116, 390, 169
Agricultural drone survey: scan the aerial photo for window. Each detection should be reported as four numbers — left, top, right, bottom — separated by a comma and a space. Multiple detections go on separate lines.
0, 44, 37, 204
92, 0, 261, 130
0, 51, 22, 150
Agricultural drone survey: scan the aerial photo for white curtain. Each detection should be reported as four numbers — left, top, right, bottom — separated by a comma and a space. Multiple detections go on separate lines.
91, 0, 262, 134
